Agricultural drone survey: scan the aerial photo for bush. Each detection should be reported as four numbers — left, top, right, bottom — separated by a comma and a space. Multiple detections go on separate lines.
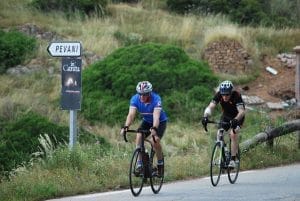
30, 0, 108, 18
167, 0, 207, 15
82, 43, 218, 124
166, 0, 300, 28
0, 30, 37, 74
111, 0, 140, 3
0, 112, 109, 174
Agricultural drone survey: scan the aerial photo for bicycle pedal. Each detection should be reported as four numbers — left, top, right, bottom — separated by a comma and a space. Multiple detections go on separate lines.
133, 171, 143, 177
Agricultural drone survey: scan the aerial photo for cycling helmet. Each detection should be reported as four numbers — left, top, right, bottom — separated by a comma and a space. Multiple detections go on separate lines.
136, 81, 153, 94
219, 80, 233, 95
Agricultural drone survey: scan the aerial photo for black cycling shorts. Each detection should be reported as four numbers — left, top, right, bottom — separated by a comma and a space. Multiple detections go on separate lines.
139, 120, 167, 139
219, 115, 245, 131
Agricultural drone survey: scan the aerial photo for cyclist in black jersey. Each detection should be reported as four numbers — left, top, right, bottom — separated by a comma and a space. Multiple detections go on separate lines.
202, 80, 246, 168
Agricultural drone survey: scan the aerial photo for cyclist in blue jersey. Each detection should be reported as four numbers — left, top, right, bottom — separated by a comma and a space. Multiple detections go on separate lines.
120, 81, 168, 177
202, 80, 245, 168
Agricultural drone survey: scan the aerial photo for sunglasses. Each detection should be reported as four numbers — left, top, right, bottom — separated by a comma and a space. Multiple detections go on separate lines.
139, 92, 150, 96
221, 94, 230, 96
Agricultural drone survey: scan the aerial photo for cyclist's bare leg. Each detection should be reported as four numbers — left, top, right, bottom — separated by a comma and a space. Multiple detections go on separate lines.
136, 133, 143, 161
152, 137, 163, 160
230, 129, 239, 158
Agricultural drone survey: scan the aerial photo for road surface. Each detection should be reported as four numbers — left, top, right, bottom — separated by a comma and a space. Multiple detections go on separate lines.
47, 163, 300, 201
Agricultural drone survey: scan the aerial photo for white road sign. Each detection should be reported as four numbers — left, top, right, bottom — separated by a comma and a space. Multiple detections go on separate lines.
47, 41, 82, 57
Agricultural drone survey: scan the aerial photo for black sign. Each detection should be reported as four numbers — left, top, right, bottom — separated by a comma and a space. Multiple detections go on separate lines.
61, 58, 82, 110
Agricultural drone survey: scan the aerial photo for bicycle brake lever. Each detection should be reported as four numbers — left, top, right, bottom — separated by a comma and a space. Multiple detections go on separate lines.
204, 124, 208, 132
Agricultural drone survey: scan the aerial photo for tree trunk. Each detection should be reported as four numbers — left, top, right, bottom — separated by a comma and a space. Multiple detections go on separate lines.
240, 119, 300, 152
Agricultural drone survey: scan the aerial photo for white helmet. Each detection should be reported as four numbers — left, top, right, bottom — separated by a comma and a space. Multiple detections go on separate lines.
136, 81, 153, 94
219, 80, 233, 95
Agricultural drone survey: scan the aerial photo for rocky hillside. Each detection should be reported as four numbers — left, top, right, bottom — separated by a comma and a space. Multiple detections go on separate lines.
202, 38, 297, 120
7, 23, 299, 121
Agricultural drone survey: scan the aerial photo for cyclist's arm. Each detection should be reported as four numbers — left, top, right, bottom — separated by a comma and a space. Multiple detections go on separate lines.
151, 107, 161, 137
153, 108, 161, 128
124, 106, 137, 127
234, 104, 245, 121
204, 101, 217, 117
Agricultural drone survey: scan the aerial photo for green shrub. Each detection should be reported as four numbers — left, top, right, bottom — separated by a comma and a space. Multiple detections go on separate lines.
0, 112, 109, 174
111, 0, 140, 3
166, 0, 206, 15
0, 30, 37, 74
166, 0, 300, 28
30, 0, 108, 18
82, 43, 218, 124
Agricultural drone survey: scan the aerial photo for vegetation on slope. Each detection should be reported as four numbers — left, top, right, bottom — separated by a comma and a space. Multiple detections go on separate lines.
0, 112, 110, 175
0, 30, 36, 74
82, 42, 217, 124
0, 0, 299, 200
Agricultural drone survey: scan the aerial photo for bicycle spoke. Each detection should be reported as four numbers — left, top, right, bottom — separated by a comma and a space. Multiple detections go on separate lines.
228, 148, 240, 184
210, 142, 222, 186
129, 149, 144, 196
150, 150, 164, 194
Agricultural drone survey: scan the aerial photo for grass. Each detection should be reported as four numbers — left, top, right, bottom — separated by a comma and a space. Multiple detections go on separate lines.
0, 0, 300, 200
0, 113, 299, 201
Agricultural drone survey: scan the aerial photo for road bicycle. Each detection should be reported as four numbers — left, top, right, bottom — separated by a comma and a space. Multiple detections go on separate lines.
123, 129, 164, 196
203, 120, 240, 186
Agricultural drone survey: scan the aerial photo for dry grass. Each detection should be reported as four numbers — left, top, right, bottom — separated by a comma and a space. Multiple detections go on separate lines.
1, 1, 300, 200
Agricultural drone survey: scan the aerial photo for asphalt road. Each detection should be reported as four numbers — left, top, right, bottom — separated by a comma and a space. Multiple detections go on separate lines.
47, 163, 300, 201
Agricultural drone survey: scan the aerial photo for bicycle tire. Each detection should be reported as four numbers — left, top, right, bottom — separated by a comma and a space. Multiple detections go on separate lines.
150, 150, 164, 194
129, 148, 144, 196
210, 142, 223, 186
227, 147, 240, 184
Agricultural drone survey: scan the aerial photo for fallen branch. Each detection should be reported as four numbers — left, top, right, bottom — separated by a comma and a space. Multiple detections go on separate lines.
240, 119, 300, 152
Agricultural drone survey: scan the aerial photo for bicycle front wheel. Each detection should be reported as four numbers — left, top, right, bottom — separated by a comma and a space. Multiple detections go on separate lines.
129, 148, 144, 196
150, 150, 164, 194
210, 142, 223, 186
228, 148, 240, 184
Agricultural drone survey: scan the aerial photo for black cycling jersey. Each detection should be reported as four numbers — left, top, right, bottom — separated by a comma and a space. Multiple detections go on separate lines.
212, 91, 245, 119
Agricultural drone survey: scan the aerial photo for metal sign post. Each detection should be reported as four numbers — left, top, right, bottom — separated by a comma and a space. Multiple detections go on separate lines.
293, 46, 300, 149
61, 58, 82, 149
48, 41, 82, 150
69, 110, 77, 148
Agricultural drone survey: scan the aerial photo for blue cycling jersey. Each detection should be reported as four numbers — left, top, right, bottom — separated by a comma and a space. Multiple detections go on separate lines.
130, 92, 168, 123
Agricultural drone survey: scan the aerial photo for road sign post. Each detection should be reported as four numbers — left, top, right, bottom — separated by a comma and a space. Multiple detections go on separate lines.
48, 41, 82, 149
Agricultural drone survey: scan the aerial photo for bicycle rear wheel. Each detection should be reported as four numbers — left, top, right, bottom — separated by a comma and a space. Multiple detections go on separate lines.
210, 142, 223, 186
228, 148, 240, 184
150, 150, 164, 194
129, 148, 144, 196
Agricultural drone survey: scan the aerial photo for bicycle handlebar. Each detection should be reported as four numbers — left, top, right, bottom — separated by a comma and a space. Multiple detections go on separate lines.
203, 120, 235, 134
203, 120, 220, 132
123, 129, 155, 143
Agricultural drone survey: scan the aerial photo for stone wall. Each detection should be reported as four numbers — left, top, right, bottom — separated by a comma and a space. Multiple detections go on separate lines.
203, 39, 253, 75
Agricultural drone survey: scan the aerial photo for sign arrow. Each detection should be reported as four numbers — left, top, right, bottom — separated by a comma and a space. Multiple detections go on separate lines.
47, 41, 82, 57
